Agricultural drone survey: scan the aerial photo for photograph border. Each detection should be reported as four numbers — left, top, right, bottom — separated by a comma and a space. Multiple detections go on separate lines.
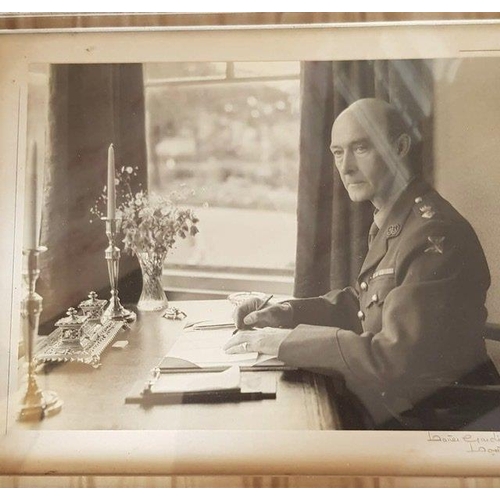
2, 16, 500, 477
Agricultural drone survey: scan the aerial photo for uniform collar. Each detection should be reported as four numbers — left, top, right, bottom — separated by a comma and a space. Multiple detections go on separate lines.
359, 177, 431, 279
373, 181, 411, 229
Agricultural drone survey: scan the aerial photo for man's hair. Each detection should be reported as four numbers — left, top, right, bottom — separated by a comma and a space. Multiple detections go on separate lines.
385, 102, 411, 142
383, 101, 422, 177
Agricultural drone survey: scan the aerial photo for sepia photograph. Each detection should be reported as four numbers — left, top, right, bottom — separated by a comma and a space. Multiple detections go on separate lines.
2, 18, 500, 478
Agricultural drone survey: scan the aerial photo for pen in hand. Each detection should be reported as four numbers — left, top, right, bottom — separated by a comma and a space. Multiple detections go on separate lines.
231, 294, 274, 336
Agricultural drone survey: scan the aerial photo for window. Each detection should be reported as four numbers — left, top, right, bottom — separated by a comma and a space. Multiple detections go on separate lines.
25, 62, 301, 297
144, 62, 301, 295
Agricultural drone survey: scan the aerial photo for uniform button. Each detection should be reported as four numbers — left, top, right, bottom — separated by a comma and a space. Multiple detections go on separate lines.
372, 293, 379, 303
415, 196, 422, 203
360, 281, 368, 291
357, 310, 365, 320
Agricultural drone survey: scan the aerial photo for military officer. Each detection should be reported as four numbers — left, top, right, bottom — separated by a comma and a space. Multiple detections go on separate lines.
224, 98, 500, 429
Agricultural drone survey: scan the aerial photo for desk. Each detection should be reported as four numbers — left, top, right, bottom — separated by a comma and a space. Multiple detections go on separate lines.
11, 300, 344, 431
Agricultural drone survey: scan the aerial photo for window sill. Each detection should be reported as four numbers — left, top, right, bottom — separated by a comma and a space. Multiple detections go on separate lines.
162, 267, 294, 298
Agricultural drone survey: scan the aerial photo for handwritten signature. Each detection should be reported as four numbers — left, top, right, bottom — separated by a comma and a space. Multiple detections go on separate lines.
426, 432, 500, 455
427, 431, 500, 443
467, 443, 500, 455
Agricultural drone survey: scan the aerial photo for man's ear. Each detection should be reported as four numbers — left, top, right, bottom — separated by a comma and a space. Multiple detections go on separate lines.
396, 133, 411, 158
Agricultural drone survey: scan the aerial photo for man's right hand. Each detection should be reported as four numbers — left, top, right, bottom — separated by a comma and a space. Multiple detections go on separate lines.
233, 297, 293, 329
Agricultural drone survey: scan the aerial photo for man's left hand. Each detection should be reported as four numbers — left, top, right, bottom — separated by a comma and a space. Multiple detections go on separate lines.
223, 328, 292, 356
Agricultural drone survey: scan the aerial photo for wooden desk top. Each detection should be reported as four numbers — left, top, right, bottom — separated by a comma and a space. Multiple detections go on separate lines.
11, 300, 343, 431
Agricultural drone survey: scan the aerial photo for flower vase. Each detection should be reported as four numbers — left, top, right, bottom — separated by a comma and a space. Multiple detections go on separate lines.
136, 252, 168, 311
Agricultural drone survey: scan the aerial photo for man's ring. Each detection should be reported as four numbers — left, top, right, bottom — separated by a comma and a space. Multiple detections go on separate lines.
241, 342, 249, 352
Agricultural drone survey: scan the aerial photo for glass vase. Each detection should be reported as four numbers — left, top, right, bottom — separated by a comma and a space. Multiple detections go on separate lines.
136, 252, 168, 312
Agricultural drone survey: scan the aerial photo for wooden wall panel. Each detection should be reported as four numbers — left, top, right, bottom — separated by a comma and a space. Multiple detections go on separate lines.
0, 12, 499, 30
2, 475, 500, 487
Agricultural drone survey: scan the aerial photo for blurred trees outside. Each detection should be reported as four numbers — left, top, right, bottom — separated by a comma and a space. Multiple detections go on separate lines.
145, 62, 300, 214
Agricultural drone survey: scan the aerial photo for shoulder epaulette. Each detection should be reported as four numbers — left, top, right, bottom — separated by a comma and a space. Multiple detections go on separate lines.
412, 194, 440, 221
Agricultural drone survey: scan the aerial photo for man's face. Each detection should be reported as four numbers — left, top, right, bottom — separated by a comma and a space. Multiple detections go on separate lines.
330, 109, 400, 206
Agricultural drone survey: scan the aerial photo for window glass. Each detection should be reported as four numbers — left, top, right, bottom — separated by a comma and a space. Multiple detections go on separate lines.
233, 61, 300, 79
144, 62, 226, 81
144, 62, 300, 272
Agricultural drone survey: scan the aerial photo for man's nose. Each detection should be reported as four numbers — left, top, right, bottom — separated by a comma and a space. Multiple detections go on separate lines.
338, 149, 355, 174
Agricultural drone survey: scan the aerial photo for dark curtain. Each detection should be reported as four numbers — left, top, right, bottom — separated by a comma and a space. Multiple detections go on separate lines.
38, 64, 148, 330
294, 60, 433, 298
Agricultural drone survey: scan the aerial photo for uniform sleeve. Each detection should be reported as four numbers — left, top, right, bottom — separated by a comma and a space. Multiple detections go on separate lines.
287, 287, 362, 333
278, 220, 490, 397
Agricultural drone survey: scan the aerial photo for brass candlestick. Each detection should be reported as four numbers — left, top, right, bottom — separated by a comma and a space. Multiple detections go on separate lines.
101, 218, 136, 323
17, 247, 63, 422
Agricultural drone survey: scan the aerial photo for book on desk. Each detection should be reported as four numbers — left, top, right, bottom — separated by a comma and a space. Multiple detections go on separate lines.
125, 326, 293, 405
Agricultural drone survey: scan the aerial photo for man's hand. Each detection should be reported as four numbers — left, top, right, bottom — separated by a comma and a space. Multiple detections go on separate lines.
223, 328, 292, 356
233, 297, 293, 329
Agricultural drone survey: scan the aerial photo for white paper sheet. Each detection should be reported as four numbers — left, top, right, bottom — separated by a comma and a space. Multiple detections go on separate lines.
151, 365, 241, 394
167, 329, 259, 366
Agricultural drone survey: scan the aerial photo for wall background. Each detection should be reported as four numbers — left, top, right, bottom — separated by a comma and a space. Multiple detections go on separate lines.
2, 11, 500, 488
434, 57, 500, 323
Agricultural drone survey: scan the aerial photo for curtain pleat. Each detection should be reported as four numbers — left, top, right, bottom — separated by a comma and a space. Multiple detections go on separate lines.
294, 62, 335, 297
38, 64, 147, 330
294, 60, 433, 297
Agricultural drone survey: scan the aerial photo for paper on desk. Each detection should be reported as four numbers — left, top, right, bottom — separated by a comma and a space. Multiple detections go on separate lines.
150, 365, 241, 394
182, 310, 234, 329
192, 322, 235, 330
167, 329, 259, 366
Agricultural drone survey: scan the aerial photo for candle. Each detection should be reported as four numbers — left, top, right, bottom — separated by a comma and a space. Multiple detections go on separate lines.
107, 143, 116, 220
24, 141, 38, 249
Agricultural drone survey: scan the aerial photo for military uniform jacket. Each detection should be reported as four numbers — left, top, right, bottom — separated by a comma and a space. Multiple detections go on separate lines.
278, 178, 494, 422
